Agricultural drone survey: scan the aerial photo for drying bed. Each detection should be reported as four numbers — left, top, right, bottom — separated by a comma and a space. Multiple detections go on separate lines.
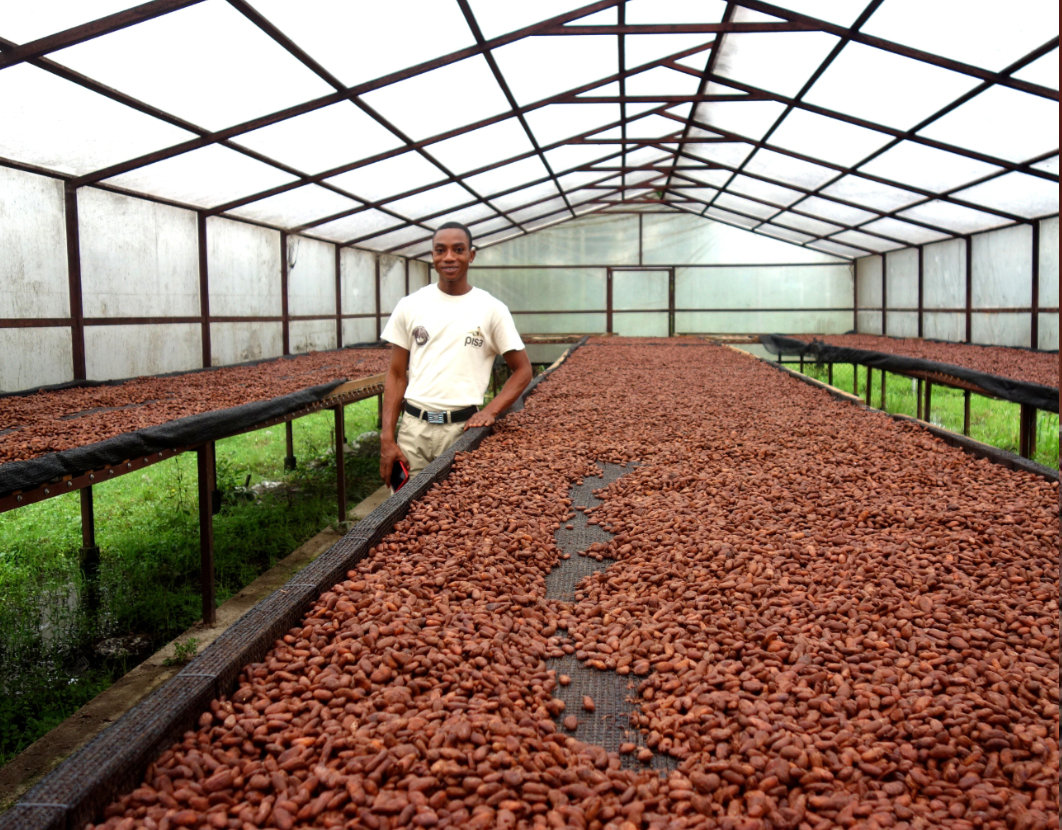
87, 341, 1057, 830
790, 335, 1058, 390
0, 350, 389, 466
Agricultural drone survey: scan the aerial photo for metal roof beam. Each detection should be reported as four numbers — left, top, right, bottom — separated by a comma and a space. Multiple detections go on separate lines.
540, 21, 819, 34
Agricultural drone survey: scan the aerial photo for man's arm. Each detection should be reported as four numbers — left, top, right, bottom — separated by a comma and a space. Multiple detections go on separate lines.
379, 345, 411, 482
465, 349, 533, 430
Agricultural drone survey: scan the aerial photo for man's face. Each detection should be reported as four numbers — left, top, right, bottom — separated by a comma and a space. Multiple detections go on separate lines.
432, 228, 475, 284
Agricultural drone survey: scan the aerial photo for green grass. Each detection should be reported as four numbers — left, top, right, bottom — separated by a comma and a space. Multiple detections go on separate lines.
0, 398, 382, 767
786, 359, 1059, 469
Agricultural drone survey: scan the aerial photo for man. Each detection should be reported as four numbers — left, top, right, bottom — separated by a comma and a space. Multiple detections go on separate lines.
379, 221, 532, 484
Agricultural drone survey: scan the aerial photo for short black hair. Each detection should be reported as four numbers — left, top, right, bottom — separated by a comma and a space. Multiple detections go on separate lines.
434, 221, 473, 248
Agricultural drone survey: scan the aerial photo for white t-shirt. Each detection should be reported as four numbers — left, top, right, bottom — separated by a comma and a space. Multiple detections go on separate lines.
381, 284, 524, 411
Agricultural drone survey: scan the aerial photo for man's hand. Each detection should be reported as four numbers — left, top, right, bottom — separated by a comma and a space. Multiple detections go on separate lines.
379, 438, 410, 484
463, 409, 496, 430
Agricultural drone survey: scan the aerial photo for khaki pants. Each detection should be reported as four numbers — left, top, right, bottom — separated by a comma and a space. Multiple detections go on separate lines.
396, 414, 466, 476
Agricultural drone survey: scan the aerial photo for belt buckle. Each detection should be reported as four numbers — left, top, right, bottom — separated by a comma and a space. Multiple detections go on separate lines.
426, 410, 447, 424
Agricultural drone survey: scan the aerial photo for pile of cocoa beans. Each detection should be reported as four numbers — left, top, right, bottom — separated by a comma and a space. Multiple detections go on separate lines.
0, 350, 390, 465
90, 341, 1058, 830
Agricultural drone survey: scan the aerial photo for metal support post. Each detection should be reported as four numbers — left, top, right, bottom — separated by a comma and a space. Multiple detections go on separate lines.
916, 379, 923, 420
799, 353, 804, 373
80, 486, 101, 613
963, 390, 971, 436
880, 371, 887, 412
865, 368, 872, 406
853, 364, 859, 396
197, 442, 216, 626
284, 420, 296, 471
335, 405, 347, 525
1019, 405, 1037, 459
827, 363, 833, 386
924, 380, 933, 424
377, 393, 383, 429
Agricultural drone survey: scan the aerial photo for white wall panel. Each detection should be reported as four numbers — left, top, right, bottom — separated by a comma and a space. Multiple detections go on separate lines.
885, 248, 918, 309
0, 328, 72, 392
971, 313, 1030, 348
923, 238, 965, 310
476, 214, 639, 266
923, 311, 965, 342
209, 321, 282, 365
287, 236, 335, 316
79, 188, 199, 318
379, 255, 405, 314
856, 310, 882, 335
512, 313, 606, 334
676, 311, 853, 334
972, 223, 1032, 309
289, 319, 337, 354
1037, 312, 1057, 351
1039, 216, 1058, 308
341, 247, 376, 315
643, 213, 842, 265
613, 312, 668, 337
207, 217, 281, 317
409, 260, 430, 292
85, 323, 200, 380
856, 256, 882, 308
677, 265, 852, 310
471, 269, 605, 311
885, 311, 919, 338
0, 167, 68, 318
342, 318, 377, 345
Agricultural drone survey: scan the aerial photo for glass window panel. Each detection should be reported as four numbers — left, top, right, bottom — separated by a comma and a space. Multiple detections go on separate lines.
743, 149, 838, 190
491, 35, 617, 106
104, 144, 297, 209
624, 114, 684, 139
727, 174, 804, 206
1033, 155, 1058, 174
625, 66, 702, 97
465, 156, 552, 196
229, 184, 360, 227
424, 118, 535, 175
0, 64, 195, 177
626, 0, 726, 24
525, 103, 621, 146
862, 0, 1054, 73
1012, 48, 1059, 90
325, 152, 447, 202
919, 85, 1059, 164
772, 211, 844, 236
53, 1, 334, 132
857, 140, 1003, 193
704, 207, 760, 228
1, 1, 142, 41
544, 144, 616, 172
716, 31, 840, 97
819, 175, 923, 211
762, 0, 867, 26
713, 192, 779, 219
508, 197, 569, 225
758, 224, 815, 244
490, 181, 561, 213
247, 0, 474, 88
428, 202, 498, 228
467, 0, 588, 38
305, 208, 403, 242
809, 240, 863, 258
805, 42, 981, 131
692, 100, 788, 141
953, 172, 1059, 219
625, 35, 714, 70
362, 56, 511, 142
769, 109, 893, 167
860, 217, 949, 245
234, 103, 402, 177
385, 182, 474, 220
359, 225, 433, 250
830, 230, 903, 252
898, 200, 1010, 234
794, 196, 876, 225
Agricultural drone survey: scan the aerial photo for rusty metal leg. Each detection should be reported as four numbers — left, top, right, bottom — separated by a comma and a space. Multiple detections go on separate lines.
916, 379, 923, 420
1019, 405, 1036, 459
377, 393, 383, 429
197, 442, 216, 626
925, 381, 933, 424
827, 363, 833, 386
80, 486, 101, 614
284, 420, 296, 471
963, 390, 971, 436
335, 405, 347, 525
799, 353, 804, 373
865, 368, 872, 406
880, 371, 887, 412
853, 364, 859, 396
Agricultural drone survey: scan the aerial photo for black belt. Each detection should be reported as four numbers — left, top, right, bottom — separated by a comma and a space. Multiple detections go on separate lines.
404, 403, 478, 424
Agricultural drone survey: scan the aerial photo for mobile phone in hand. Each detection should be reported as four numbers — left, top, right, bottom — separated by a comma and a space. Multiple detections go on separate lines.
389, 459, 410, 492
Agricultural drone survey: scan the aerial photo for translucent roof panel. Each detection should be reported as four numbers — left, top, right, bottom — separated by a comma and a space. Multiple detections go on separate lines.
524, 104, 622, 146
385, 182, 474, 221
897, 200, 1011, 234
1012, 48, 1059, 89
625, 0, 727, 25
491, 35, 618, 107
819, 175, 924, 211
860, 217, 950, 245
325, 152, 447, 203
625, 35, 715, 69
714, 30, 840, 98
769, 109, 893, 168
759, 224, 815, 244
556, 170, 612, 189
361, 56, 511, 142
743, 149, 839, 190
51, 1, 335, 132
857, 141, 1004, 193
103, 144, 298, 209
795, 196, 877, 226
0, 64, 194, 176
952, 173, 1059, 218
425, 118, 536, 176
830, 230, 904, 253
675, 168, 732, 187
713, 192, 779, 220
470, 216, 515, 236
228, 184, 362, 228
772, 212, 845, 236
704, 207, 760, 229
246, 0, 476, 88
1033, 156, 1059, 174
625, 66, 702, 97
692, 99, 788, 141
671, 187, 719, 204
918, 85, 1060, 164
466, 0, 590, 38
544, 145, 616, 175
808, 239, 865, 258
684, 139, 756, 168
358, 225, 432, 250
508, 197, 569, 225
805, 42, 982, 131
623, 147, 671, 167
464, 156, 553, 197
764, 0, 867, 27
727, 174, 805, 207
306, 209, 404, 242
625, 114, 684, 139
524, 212, 572, 232
862, 0, 1054, 72
425, 202, 498, 229
2, 1, 148, 41
233, 103, 403, 176
490, 181, 562, 213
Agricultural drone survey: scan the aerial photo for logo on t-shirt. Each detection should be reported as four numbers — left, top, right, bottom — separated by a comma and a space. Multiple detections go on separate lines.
464, 327, 485, 348
412, 326, 430, 346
